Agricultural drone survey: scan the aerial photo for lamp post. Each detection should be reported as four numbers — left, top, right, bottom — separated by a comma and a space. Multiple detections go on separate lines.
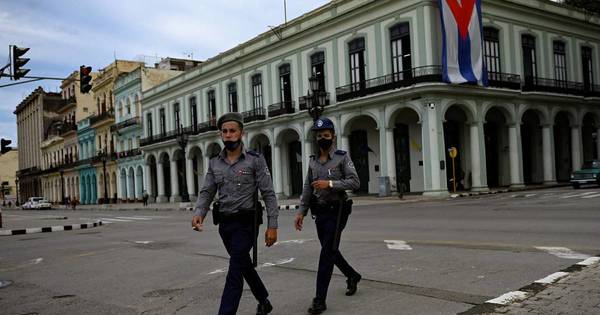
177, 126, 189, 202
59, 169, 65, 206
99, 151, 108, 204
306, 76, 327, 122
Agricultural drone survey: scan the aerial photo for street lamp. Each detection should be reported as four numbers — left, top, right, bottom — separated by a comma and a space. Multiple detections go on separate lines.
177, 126, 189, 202
99, 151, 108, 204
307, 76, 327, 122
60, 169, 65, 206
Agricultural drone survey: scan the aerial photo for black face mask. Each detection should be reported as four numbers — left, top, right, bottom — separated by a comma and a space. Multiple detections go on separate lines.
317, 138, 333, 151
223, 140, 242, 151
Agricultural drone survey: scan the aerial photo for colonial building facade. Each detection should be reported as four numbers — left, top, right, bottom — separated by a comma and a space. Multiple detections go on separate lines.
139, 0, 600, 203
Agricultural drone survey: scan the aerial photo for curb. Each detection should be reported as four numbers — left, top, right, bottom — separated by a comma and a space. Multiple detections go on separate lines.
449, 184, 570, 199
0, 221, 104, 237
458, 254, 600, 314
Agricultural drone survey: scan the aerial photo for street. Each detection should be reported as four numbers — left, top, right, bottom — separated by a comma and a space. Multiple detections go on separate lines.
1, 186, 599, 314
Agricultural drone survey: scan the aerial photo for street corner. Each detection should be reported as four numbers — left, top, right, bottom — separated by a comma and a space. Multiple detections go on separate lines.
0, 220, 104, 237
458, 254, 600, 315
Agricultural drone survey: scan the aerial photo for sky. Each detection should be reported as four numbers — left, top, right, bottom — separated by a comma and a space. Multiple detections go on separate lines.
0, 0, 330, 146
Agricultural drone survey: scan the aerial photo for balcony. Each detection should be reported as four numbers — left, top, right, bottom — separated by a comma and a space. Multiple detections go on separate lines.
268, 101, 295, 117
522, 77, 585, 96
90, 109, 115, 126
242, 107, 266, 123
140, 130, 180, 147
584, 84, 600, 97
111, 117, 140, 132
299, 93, 331, 111
196, 118, 218, 134
488, 72, 521, 90
117, 148, 141, 159
336, 65, 443, 102
59, 122, 78, 135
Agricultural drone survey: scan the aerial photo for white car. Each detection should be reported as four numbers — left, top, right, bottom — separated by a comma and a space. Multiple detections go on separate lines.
22, 197, 52, 210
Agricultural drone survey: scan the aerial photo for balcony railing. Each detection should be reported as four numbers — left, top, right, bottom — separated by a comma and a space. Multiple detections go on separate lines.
299, 93, 331, 111
487, 72, 521, 90
59, 122, 78, 135
196, 118, 218, 134
111, 117, 140, 132
584, 84, 600, 97
522, 77, 585, 96
140, 130, 180, 147
90, 109, 115, 126
117, 148, 141, 159
242, 107, 266, 123
336, 65, 443, 102
268, 101, 295, 117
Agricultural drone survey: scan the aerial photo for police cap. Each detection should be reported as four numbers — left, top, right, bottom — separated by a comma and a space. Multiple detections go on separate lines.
311, 117, 335, 132
217, 112, 244, 130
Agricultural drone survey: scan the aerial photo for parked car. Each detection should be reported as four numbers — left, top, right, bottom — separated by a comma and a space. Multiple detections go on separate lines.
570, 160, 600, 189
21, 197, 52, 210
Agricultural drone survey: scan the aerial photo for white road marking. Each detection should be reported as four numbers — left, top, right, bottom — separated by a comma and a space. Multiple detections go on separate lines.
275, 239, 314, 245
207, 258, 295, 275
29, 258, 43, 265
115, 216, 151, 220
581, 193, 600, 199
208, 268, 228, 275
100, 218, 132, 222
559, 192, 596, 199
384, 240, 412, 250
576, 257, 600, 266
134, 241, 153, 244
534, 272, 569, 284
486, 291, 529, 305
536, 247, 591, 260
525, 194, 537, 198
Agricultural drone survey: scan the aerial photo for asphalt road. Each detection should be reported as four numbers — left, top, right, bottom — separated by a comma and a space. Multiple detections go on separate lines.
1, 186, 599, 314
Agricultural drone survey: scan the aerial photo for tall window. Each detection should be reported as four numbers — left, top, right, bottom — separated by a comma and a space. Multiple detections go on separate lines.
190, 96, 197, 128
126, 100, 131, 115
348, 38, 366, 91
207, 90, 216, 120
279, 64, 292, 105
252, 74, 263, 109
582, 47, 594, 91
554, 41, 567, 86
522, 35, 537, 86
228, 83, 238, 112
311, 52, 326, 91
146, 113, 153, 137
483, 27, 501, 79
390, 23, 412, 81
174, 103, 181, 131
159, 108, 166, 135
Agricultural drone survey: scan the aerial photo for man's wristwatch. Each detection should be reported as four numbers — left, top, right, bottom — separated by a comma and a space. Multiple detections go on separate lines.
328, 180, 333, 188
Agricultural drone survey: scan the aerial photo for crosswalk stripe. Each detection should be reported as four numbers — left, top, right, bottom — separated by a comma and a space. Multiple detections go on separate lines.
100, 218, 132, 222
559, 192, 597, 199
581, 193, 600, 199
115, 217, 151, 220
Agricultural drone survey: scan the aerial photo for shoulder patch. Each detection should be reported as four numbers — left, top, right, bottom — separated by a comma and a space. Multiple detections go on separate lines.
247, 150, 260, 157
334, 150, 347, 155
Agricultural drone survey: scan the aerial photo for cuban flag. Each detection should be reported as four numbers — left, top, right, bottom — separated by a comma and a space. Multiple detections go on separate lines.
439, 0, 487, 85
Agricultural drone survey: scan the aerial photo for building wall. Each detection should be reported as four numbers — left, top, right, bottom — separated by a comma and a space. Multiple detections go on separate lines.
0, 150, 19, 200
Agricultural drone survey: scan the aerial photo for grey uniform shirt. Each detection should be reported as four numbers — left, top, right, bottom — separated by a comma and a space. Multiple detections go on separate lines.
194, 145, 279, 229
298, 147, 360, 216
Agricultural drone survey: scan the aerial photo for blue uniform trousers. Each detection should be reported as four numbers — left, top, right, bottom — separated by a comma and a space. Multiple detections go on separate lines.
315, 209, 359, 301
218, 218, 268, 315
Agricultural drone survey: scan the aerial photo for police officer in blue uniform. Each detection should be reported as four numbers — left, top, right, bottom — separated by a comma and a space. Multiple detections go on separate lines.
294, 117, 362, 314
192, 112, 278, 315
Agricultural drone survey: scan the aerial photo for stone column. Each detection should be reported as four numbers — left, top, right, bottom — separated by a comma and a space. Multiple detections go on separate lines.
508, 123, 525, 188
469, 121, 488, 191
144, 164, 155, 202
170, 160, 181, 202
571, 125, 583, 171
421, 102, 448, 196
156, 162, 167, 203
134, 170, 142, 200
341, 135, 350, 153
542, 124, 557, 184
186, 158, 196, 201
302, 139, 312, 182
116, 170, 123, 201
273, 144, 284, 198
377, 126, 390, 196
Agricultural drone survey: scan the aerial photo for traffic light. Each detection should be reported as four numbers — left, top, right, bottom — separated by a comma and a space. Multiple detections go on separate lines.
10, 45, 30, 80
79, 65, 92, 94
0, 138, 11, 154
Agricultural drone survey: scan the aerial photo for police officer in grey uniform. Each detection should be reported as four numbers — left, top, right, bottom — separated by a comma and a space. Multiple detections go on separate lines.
192, 112, 278, 315
294, 117, 362, 314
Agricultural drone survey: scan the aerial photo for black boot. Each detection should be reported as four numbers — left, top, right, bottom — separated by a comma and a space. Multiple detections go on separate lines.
345, 274, 361, 296
256, 299, 273, 315
307, 298, 327, 314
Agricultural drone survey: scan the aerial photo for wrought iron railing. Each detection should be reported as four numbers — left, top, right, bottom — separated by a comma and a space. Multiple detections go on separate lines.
90, 109, 115, 126
196, 118, 218, 134
268, 101, 295, 117
117, 148, 141, 158
242, 107, 266, 123
487, 72, 521, 90
522, 76, 585, 96
111, 117, 140, 132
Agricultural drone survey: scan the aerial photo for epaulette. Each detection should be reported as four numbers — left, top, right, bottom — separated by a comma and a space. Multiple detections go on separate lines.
334, 150, 347, 155
247, 150, 260, 157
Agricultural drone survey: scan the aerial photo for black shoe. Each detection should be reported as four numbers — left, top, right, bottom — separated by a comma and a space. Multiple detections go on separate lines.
345, 274, 361, 296
307, 298, 327, 314
256, 299, 273, 315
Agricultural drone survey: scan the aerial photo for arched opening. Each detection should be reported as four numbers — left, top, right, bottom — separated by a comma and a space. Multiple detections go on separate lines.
136, 165, 144, 200
521, 110, 544, 184
554, 111, 573, 182
120, 168, 127, 202
391, 107, 423, 193
207, 143, 221, 159
444, 105, 471, 191
146, 155, 158, 200
173, 149, 187, 201
277, 129, 303, 197
250, 134, 272, 174
582, 113, 598, 161
484, 107, 510, 187
159, 152, 171, 198
111, 171, 117, 202
128, 167, 135, 201
346, 115, 380, 194
187, 147, 203, 196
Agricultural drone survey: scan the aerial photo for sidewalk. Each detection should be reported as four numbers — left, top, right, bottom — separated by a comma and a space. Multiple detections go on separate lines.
461, 256, 600, 315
